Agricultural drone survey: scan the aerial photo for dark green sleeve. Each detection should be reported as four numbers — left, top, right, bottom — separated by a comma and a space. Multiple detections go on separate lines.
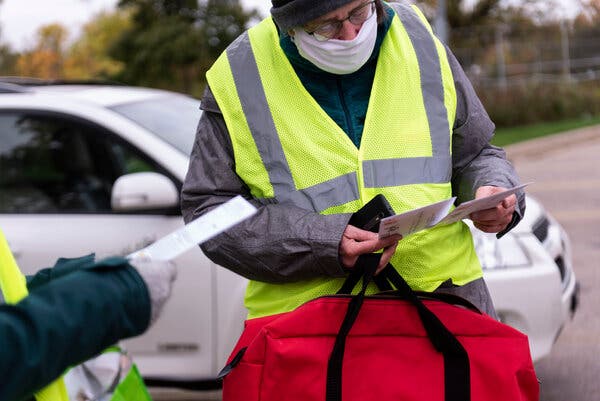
0, 259, 151, 401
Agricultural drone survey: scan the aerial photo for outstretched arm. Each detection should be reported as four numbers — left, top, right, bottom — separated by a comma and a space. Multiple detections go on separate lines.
0, 258, 174, 401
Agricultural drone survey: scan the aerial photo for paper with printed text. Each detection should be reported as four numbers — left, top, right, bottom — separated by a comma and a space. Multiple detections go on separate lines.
378, 183, 529, 239
128, 196, 256, 261
438, 183, 530, 225
378, 198, 456, 238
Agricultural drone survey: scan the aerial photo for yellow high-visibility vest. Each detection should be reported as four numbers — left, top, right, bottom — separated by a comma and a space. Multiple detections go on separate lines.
0, 229, 69, 401
207, 3, 482, 318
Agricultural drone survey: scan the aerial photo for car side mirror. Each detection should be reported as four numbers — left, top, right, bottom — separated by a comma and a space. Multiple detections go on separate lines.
111, 172, 179, 211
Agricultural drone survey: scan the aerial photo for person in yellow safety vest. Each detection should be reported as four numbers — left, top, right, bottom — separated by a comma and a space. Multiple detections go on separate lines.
181, 0, 525, 320
0, 238, 176, 401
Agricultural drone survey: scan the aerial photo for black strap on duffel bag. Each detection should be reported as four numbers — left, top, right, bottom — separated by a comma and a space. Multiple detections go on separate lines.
326, 254, 471, 401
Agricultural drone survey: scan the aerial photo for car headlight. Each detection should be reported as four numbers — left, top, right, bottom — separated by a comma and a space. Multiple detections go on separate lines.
472, 231, 532, 270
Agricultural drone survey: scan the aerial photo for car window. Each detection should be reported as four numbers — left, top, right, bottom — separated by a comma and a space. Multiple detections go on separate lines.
109, 94, 200, 156
0, 112, 155, 214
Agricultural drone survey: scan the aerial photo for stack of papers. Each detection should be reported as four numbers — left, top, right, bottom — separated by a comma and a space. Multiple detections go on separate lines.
378, 184, 529, 238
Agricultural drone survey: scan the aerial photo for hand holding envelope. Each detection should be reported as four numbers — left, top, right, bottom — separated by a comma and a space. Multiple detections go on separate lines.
468, 186, 518, 233
378, 183, 529, 239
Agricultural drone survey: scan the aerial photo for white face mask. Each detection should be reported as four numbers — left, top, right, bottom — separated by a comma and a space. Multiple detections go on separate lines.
292, 9, 378, 75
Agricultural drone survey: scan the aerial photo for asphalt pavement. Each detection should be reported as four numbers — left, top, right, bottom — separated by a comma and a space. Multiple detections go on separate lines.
151, 125, 600, 401
506, 125, 600, 401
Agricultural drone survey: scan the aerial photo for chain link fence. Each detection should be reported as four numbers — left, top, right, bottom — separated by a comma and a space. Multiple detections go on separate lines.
441, 22, 600, 127
451, 23, 600, 89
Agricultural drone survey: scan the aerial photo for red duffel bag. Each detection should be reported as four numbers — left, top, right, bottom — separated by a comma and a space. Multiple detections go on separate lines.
219, 254, 539, 401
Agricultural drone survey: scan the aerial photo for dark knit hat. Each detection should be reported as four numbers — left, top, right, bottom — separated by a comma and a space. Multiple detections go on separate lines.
270, 0, 356, 32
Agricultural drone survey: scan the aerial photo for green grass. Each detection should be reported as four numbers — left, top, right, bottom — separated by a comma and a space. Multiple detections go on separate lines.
491, 116, 600, 147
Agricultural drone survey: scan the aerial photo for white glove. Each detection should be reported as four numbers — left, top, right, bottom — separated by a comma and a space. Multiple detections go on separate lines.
129, 259, 177, 326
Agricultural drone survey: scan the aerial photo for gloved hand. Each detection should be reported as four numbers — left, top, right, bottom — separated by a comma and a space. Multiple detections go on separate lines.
129, 259, 177, 326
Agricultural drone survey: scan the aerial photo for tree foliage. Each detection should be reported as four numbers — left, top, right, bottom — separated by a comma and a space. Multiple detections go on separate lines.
418, 0, 502, 28
9, 13, 130, 80
110, 0, 259, 95
447, 0, 500, 28
65, 10, 132, 79
574, 0, 600, 27
0, 0, 258, 94
0, 25, 18, 75
580, 0, 600, 20
571, 0, 600, 63
15, 24, 68, 78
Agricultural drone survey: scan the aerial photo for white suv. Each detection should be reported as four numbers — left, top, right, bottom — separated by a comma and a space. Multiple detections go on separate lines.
0, 80, 578, 387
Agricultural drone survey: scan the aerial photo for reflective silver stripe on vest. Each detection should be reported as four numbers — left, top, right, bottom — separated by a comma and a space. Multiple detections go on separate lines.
363, 155, 452, 188
280, 172, 359, 211
362, 4, 452, 188
227, 33, 360, 212
226, 34, 296, 199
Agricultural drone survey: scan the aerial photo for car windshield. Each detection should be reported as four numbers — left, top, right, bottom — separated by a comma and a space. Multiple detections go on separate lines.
109, 94, 201, 156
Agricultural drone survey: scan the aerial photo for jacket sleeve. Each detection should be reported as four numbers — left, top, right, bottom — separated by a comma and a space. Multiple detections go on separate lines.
180, 88, 349, 283
0, 260, 150, 401
447, 46, 526, 236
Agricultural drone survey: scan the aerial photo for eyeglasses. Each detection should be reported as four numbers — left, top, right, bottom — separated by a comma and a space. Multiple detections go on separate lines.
304, 1, 376, 42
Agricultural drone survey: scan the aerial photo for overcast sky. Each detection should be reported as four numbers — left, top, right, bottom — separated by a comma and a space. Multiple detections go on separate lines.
0, 0, 581, 51
0, 0, 271, 50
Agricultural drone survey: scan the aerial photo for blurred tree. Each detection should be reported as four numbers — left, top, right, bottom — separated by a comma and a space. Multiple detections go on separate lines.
418, 0, 502, 29
65, 10, 132, 79
576, 0, 600, 24
110, 0, 259, 96
15, 24, 68, 78
0, 26, 18, 75
571, 0, 600, 64
0, 45, 17, 75
199, 1, 258, 60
